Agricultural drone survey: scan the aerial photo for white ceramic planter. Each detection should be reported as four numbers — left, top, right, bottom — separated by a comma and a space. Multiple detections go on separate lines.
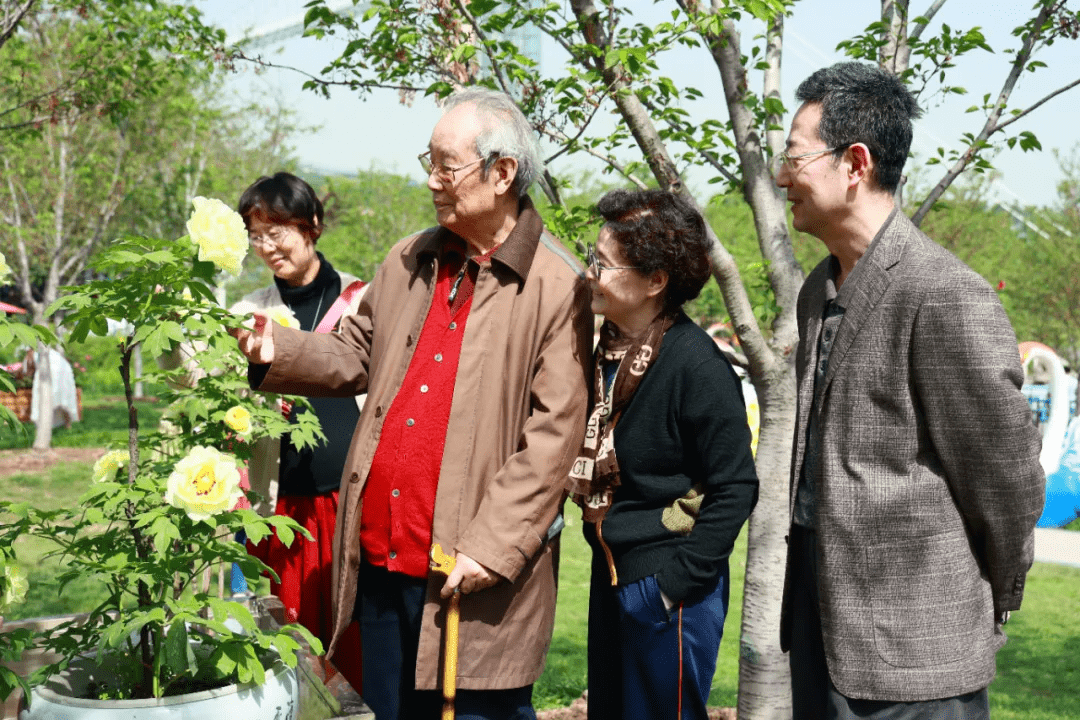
20, 660, 298, 720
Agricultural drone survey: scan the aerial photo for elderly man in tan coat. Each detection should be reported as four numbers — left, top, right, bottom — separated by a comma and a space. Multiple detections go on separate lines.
233, 87, 592, 720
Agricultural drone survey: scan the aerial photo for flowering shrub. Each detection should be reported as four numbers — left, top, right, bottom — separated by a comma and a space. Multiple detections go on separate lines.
0, 201, 325, 702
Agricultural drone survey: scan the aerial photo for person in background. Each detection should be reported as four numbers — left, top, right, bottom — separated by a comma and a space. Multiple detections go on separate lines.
570, 189, 758, 720
776, 62, 1044, 718
231, 88, 592, 720
234, 172, 367, 694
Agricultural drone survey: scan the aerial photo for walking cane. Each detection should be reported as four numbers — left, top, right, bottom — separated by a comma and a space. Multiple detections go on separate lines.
430, 543, 460, 720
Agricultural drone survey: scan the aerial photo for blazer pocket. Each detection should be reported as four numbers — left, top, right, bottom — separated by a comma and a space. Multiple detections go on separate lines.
866, 530, 992, 668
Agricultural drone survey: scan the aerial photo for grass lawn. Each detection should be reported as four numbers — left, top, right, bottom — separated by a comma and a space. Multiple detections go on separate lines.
2, 399, 1077, 714
0, 398, 164, 451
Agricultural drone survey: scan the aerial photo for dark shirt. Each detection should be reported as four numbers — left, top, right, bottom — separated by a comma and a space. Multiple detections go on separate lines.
793, 291, 844, 528
275, 253, 361, 496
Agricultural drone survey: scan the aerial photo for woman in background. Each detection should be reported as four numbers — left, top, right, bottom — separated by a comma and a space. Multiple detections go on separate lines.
570, 189, 758, 720
236, 172, 367, 691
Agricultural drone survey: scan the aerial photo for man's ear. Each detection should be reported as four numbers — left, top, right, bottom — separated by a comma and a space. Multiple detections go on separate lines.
491, 156, 519, 196
847, 143, 873, 188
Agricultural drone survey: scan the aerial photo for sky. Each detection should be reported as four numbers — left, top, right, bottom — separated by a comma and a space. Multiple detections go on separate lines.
194, 0, 1080, 211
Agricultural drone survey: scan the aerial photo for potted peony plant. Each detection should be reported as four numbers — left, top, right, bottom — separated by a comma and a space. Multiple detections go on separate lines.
0, 201, 326, 718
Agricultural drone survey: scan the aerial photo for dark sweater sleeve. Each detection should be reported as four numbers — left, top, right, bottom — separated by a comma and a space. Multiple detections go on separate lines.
655, 351, 759, 604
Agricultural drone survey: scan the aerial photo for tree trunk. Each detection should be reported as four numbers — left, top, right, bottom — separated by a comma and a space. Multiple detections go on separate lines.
31, 340, 53, 449
737, 363, 796, 719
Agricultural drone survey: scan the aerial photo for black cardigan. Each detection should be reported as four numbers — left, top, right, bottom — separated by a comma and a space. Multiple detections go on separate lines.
588, 314, 759, 603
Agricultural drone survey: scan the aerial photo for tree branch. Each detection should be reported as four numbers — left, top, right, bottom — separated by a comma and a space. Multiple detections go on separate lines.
231, 50, 421, 95
909, 0, 948, 42
0, 0, 35, 53
539, 124, 649, 189
638, 95, 739, 185
912, 0, 1060, 225
542, 97, 607, 165
993, 76, 1080, 133
450, 0, 513, 96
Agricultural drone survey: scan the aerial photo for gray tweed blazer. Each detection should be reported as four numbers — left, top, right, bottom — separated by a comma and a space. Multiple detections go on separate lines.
780, 210, 1045, 701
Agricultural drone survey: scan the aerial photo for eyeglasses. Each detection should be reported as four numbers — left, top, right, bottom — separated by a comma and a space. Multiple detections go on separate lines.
418, 151, 491, 183
248, 226, 295, 251
770, 145, 847, 175
586, 244, 640, 280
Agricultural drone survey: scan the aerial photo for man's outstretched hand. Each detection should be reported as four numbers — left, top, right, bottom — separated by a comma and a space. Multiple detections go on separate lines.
229, 313, 276, 365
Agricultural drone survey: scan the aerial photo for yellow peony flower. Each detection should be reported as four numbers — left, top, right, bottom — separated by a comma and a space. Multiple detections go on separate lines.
231, 302, 298, 330
0, 561, 28, 612
224, 405, 252, 438
0, 250, 10, 282
165, 446, 244, 523
264, 305, 299, 329
185, 197, 248, 276
92, 449, 128, 484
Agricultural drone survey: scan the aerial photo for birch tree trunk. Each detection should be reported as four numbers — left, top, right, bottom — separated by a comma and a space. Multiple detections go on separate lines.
31, 340, 52, 449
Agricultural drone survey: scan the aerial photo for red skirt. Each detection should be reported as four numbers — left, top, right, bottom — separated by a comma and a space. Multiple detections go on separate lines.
248, 490, 363, 693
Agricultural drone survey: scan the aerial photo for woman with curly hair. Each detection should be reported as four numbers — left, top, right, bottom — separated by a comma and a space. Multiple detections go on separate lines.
569, 189, 759, 720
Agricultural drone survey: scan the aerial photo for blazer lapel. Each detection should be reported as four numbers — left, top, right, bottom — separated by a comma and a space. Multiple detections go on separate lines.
790, 260, 830, 510
821, 213, 908, 391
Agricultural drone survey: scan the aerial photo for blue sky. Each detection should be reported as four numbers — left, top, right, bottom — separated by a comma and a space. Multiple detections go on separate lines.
196, 0, 1079, 211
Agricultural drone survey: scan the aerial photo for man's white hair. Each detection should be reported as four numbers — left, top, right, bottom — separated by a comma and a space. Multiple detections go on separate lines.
443, 87, 544, 198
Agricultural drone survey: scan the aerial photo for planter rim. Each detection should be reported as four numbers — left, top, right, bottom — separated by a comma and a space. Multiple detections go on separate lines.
31, 659, 292, 709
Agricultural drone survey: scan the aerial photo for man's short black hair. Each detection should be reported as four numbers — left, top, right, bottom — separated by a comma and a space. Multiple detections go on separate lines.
795, 62, 922, 194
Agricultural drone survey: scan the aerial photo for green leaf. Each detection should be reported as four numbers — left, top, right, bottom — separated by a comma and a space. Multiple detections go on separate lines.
163, 621, 198, 677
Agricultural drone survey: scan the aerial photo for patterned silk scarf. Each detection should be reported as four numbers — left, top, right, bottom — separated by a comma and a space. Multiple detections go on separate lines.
569, 312, 675, 523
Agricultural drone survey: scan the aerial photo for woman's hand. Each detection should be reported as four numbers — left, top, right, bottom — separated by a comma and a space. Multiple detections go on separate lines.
229, 313, 276, 364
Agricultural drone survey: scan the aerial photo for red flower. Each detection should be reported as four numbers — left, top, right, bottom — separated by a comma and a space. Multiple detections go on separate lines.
997, 280, 1006, 291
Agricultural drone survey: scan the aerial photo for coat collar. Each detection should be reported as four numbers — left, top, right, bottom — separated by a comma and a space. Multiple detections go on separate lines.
821, 207, 905, 389
416, 195, 544, 283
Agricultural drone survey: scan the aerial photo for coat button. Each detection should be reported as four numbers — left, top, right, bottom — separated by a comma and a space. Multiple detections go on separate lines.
420, 385, 429, 393
349, 472, 360, 484
407, 334, 414, 347
435, 353, 443, 362
375, 406, 383, 418
389, 551, 397, 560
406, 418, 415, 427
449, 322, 457, 330
391, 489, 400, 498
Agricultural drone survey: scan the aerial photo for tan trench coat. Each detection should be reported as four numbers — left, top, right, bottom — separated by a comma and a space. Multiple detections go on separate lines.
256, 199, 593, 690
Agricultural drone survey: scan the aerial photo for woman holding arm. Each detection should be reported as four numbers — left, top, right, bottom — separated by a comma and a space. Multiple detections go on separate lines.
570, 189, 758, 720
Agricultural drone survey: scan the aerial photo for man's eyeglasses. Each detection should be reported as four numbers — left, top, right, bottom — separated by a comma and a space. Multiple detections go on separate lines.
418, 151, 491, 183
770, 145, 848, 175
248, 226, 293, 251
586, 244, 640, 280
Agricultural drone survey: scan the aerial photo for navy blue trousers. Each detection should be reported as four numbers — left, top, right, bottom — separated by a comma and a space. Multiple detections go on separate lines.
354, 563, 536, 720
587, 551, 729, 720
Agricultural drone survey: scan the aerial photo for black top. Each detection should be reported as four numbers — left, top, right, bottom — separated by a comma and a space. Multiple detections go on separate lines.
275, 253, 361, 496
587, 313, 759, 603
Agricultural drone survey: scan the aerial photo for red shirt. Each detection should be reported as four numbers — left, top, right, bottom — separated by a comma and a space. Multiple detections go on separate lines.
359, 242, 491, 577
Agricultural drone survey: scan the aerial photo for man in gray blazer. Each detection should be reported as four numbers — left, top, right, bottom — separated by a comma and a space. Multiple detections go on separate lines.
776, 62, 1045, 718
